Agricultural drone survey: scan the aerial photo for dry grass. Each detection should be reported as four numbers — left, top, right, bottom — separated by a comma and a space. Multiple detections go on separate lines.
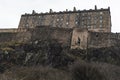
70, 60, 107, 80
0, 66, 71, 80
0, 61, 120, 80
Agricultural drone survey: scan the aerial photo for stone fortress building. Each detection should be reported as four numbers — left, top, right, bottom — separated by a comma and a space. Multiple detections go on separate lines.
19, 5, 111, 33
0, 5, 120, 49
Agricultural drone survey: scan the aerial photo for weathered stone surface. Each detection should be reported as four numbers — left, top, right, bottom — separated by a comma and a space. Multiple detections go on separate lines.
18, 7, 111, 33
0, 6, 119, 49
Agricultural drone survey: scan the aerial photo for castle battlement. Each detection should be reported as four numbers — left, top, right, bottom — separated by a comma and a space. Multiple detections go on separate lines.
22, 6, 110, 16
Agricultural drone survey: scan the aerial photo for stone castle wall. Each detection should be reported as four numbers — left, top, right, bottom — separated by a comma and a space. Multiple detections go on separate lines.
0, 28, 30, 43
0, 27, 119, 49
0, 28, 27, 33
0, 26, 72, 47
30, 26, 73, 47
0, 32, 16, 43
88, 32, 120, 48
0, 29, 18, 33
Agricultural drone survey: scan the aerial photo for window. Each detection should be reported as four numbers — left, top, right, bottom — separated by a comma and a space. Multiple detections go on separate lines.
100, 16, 103, 19
61, 18, 63, 21
77, 37, 81, 45
94, 20, 97, 24
94, 16, 97, 20
100, 12, 103, 14
77, 13, 79, 15
87, 20, 90, 25
82, 13, 85, 16
100, 20, 102, 23
96, 34, 98, 37
82, 17, 84, 20
56, 19, 59, 21
88, 25, 91, 28
94, 25, 96, 28
75, 21, 78, 24
88, 16, 91, 19
66, 22, 69, 25
100, 24, 102, 27
82, 22, 84, 26
26, 24, 29, 27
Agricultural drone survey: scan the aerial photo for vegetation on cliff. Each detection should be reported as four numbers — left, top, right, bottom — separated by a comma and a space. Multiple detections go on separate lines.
0, 40, 120, 80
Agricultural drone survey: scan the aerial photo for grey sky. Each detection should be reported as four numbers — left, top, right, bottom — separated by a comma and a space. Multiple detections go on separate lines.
0, 0, 119, 32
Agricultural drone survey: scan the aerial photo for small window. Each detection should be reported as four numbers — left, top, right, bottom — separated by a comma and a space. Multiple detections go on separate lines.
88, 16, 91, 19
88, 25, 91, 28
100, 24, 102, 27
82, 22, 84, 26
82, 17, 84, 20
87, 20, 90, 25
94, 16, 96, 19
57, 19, 59, 21
82, 13, 85, 16
100, 20, 102, 23
77, 13, 79, 15
96, 34, 98, 37
94, 25, 96, 28
75, 21, 78, 24
77, 37, 81, 45
94, 20, 97, 24
100, 16, 103, 19
61, 18, 63, 21
66, 22, 69, 25
100, 12, 103, 14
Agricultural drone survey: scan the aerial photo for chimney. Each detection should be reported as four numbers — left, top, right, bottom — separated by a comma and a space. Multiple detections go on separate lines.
73, 7, 76, 11
66, 9, 68, 12
108, 7, 110, 10
32, 10, 36, 14
49, 9, 53, 13
95, 5, 97, 10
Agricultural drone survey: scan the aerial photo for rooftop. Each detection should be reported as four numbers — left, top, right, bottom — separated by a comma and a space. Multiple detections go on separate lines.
22, 5, 110, 16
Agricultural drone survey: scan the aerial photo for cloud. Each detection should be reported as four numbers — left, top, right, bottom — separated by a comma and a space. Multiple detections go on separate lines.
0, 0, 119, 32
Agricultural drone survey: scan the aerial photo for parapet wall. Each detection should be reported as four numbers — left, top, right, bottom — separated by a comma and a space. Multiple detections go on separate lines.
0, 28, 29, 43
31, 26, 73, 47
88, 32, 120, 48
0, 32, 17, 43
0, 28, 27, 33
0, 26, 119, 49
0, 29, 18, 33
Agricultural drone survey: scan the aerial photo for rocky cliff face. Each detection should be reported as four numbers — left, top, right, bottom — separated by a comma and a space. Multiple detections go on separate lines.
0, 40, 74, 73
0, 40, 120, 80
0, 39, 120, 72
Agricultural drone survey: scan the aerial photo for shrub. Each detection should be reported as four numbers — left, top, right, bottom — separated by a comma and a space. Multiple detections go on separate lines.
70, 61, 106, 80
0, 66, 71, 80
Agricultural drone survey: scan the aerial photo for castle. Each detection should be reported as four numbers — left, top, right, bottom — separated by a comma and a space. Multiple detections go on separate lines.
0, 6, 120, 49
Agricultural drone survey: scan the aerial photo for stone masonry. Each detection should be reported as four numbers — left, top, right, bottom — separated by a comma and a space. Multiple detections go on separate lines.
18, 6, 111, 33
0, 6, 119, 49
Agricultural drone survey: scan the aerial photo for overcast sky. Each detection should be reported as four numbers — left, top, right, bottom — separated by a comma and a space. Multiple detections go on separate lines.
0, 0, 119, 32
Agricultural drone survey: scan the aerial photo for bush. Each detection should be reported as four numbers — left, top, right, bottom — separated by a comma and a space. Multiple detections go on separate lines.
0, 66, 71, 80
70, 61, 106, 80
